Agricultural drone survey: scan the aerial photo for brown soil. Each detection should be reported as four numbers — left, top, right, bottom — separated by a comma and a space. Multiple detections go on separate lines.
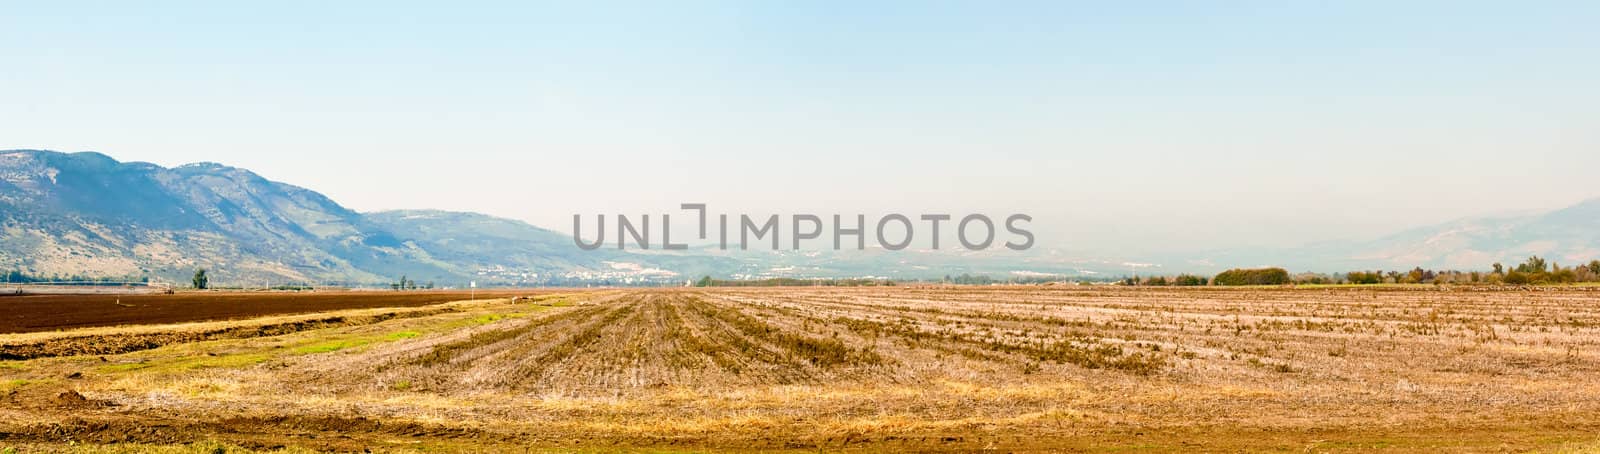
0, 307, 456, 360
0, 290, 543, 334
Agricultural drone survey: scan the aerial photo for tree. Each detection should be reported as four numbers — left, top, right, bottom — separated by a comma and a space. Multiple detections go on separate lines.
695, 275, 714, 287
192, 268, 209, 290
1515, 256, 1547, 274
1404, 267, 1425, 284
1491, 263, 1503, 275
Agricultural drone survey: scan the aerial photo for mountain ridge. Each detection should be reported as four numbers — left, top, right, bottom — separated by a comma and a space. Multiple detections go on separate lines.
0, 149, 725, 286
1173, 197, 1600, 273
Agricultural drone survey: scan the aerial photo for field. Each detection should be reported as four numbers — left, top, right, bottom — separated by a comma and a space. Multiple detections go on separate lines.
0, 290, 535, 334
2, 286, 1600, 452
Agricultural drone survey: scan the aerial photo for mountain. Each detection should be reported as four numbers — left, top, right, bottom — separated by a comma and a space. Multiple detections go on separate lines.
1159, 198, 1600, 274
0, 150, 727, 286
1299, 198, 1600, 271
364, 210, 738, 284
2, 149, 384, 283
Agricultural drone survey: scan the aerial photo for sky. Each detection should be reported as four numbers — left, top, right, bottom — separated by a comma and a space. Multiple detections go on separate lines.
4, 1, 1598, 256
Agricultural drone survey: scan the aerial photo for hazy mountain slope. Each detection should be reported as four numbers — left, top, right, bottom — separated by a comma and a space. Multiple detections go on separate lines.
365, 210, 748, 284
1325, 199, 1600, 270
364, 210, 608, 282
364, 210, 577, 265
1186, 199, 1600, 273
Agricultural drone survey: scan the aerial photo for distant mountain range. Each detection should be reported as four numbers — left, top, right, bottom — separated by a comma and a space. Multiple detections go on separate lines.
1283, 198, 1600, 271
1139, 199, 1600, 274
3, 149, 1597, 285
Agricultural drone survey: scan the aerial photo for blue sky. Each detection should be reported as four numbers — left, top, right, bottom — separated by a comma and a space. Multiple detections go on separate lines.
3, 1, 1598, 254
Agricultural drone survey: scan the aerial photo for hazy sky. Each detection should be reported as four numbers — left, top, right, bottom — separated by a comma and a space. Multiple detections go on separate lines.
4, 1, 1597, 255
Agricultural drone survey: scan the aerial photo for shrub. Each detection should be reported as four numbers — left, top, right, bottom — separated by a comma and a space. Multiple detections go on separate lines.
1345, 271, 1384, 285
1213, 268, 1291, 286
1294, 273, 1334, 285
1503, 270, 1531, 285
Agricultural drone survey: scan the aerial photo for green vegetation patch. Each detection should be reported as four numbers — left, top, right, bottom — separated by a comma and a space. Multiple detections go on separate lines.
292, 339, 370, 354
1, 379, 30, 392
386, 330, 422, 340
472, 314, 507, 325
89, 301, 568, 378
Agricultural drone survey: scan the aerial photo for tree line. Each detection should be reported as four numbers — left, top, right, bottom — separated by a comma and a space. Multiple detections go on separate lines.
391, 275, 435, 290
1316, 256, 1599, 285
1122, 255, 1600, 286
693, 276, 897, 287
4, 270, 150, 285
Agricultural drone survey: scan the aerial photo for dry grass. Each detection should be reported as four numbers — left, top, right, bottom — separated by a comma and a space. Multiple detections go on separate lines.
2, 286, 1600, 451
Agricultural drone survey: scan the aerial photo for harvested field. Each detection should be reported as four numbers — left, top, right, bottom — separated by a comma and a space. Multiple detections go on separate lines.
0, 290, 541, 334
0, 306, 459, 361
2, 287, 1599, 452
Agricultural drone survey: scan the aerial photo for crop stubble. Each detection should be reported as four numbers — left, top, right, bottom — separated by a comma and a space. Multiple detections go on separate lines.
2, 286, 1599, 451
